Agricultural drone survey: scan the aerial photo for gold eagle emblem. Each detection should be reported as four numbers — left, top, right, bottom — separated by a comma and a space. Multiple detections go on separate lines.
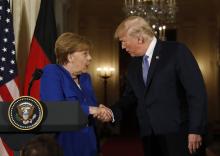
17, 102, 36, 125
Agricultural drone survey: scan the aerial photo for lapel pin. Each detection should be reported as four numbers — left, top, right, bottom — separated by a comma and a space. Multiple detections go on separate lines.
156, 56, 159, 59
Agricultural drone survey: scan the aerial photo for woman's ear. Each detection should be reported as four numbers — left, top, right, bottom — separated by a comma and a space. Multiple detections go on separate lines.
67, 53, 73, 62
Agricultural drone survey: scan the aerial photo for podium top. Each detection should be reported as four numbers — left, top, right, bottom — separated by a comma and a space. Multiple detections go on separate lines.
0, 100, 88, 150
0, 101, 88, 132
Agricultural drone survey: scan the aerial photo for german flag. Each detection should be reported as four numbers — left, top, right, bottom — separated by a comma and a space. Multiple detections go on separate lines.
23, 0, 56, 99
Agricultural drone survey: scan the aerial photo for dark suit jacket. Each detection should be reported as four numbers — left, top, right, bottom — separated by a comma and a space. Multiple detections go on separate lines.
113, 40, 207, 137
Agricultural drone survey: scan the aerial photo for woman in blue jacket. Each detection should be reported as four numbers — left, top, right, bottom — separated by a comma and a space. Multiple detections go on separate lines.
40, 32, 105, 156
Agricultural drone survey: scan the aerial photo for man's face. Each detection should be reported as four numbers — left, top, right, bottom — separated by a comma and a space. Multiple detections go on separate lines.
119, 34, 143, 57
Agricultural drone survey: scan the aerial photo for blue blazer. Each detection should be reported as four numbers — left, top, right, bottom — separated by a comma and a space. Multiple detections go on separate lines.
113, 40, 207, 137
40, 64, 97, 156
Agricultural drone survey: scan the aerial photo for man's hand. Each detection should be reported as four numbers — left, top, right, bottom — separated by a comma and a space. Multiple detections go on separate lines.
188, 134, 202, 154
93, 104, 113, 122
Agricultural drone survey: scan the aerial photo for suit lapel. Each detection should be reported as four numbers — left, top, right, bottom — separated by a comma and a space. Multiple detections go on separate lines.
145, 41, 162, 91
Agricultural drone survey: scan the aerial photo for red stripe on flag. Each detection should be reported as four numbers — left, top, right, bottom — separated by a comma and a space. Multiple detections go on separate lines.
2, 140, 14, 156
0, 85, 13, 102
23, 37, 50, 99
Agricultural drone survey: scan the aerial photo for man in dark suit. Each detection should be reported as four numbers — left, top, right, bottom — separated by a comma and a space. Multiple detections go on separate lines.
97, 16, 207, 156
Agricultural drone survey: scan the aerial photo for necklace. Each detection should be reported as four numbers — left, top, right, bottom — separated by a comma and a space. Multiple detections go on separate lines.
73, 77, 78, 80
72, 74, 78, 80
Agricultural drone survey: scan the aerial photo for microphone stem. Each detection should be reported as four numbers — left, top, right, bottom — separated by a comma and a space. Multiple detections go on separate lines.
28, 80, 34, 96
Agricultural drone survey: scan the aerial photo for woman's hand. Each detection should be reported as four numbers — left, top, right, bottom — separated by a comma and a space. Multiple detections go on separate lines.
89, 105, 113, 122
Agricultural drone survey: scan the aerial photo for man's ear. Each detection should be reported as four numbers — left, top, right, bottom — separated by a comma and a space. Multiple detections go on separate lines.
138, 35, 144, 44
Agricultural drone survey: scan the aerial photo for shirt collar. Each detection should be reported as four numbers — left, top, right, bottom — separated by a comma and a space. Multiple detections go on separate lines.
144, 36, 157, 61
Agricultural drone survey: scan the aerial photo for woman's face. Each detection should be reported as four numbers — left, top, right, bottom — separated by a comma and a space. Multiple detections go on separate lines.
68, 50, 92, 74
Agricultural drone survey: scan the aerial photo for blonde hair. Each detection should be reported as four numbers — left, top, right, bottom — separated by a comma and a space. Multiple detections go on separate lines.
55, 32, 92, 65
114, 16, 154, 40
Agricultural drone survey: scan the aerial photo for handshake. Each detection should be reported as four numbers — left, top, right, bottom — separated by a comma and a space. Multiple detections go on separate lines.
89, 104, 113, 122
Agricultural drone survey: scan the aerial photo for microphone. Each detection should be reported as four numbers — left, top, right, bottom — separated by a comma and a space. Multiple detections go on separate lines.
28, 68, 43, 96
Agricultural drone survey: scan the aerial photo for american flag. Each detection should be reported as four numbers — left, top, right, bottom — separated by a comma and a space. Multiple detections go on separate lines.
0, 0, 20, 102
0, 0, 19, 155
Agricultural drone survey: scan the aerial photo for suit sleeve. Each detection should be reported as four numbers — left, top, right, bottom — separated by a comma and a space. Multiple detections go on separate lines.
176, 44, 207, 134
111, 75, 137, 123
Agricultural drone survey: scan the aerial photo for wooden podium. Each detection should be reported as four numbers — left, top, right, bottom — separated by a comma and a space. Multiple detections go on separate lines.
0, 101, 88, 150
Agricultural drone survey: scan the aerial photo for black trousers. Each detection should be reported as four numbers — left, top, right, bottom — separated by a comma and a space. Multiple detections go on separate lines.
142, 130, 206, 156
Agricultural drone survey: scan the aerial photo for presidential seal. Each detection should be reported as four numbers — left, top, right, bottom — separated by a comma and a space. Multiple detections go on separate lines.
8, 96, 44, 131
